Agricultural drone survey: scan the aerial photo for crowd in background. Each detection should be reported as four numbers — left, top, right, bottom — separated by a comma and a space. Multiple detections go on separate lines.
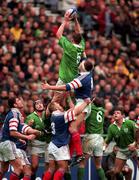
0, 0, 139, 134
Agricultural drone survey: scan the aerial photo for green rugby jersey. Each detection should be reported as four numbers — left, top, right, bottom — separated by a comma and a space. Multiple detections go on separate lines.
85, 104, 105, 134
25, 111, 51, 143
58, 36, 85, 83
106, 119, 136, 149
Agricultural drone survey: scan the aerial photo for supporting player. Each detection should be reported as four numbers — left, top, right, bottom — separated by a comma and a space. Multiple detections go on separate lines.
42, 60, 93, 164
43, 98, 91, 180
78, 97, 107, 180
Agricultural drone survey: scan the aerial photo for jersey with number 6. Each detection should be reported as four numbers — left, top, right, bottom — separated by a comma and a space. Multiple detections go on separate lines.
85, 104, 104, 134
58, 36, 85, 83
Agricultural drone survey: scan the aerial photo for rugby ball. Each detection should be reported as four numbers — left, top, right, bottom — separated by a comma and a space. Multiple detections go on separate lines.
66, 7, 77, 19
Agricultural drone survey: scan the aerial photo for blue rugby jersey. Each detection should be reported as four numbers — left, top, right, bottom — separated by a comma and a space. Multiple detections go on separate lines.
1, 108, 22, 142
51, 109, 76, 148
66, 72, 93, 99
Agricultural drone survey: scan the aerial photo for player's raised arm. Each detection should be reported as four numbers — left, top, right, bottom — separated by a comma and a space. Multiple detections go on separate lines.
56, 12, 70, 39
73, 98, 91, 116
41, 81, 66, 91
74, 16, 81, 34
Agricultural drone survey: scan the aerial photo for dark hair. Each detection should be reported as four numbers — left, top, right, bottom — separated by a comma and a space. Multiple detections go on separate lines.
93, 97, 103, 107
114, 106, 124, 115
72, 33, 82, 44
33, 99, 43, 110
8, 97, 16, 108
84, 61, 94, 71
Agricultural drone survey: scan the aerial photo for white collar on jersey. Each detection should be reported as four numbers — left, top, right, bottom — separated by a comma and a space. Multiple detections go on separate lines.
52, 110, 64, 116
73, 43, 82, 48
113, 119, 125, 126
11, 108, 21, 114
80, 72, 90, 75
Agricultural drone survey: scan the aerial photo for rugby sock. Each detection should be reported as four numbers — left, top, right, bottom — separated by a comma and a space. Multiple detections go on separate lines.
96, 168, 106, 180
71, 132, 83, 156
77, 167, 85, 180
64, 172, 71, 180
53, 169, 64, 180
23, 175, 31, 180
10, 172, 20, 180
43, 170, 53, 180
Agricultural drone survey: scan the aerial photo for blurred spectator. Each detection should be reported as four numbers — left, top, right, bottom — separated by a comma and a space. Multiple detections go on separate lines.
10, 21, 23, 41
0, 0, 138, 135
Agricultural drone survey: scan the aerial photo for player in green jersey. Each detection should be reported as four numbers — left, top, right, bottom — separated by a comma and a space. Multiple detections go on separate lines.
105, 106, 139, 179
52, 11, 86, 104
25, 99, 51, 180
77, 97, 107, 180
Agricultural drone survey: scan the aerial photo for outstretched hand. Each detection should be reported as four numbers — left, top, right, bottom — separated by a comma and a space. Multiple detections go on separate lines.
64, 11, 72, 21
41, 81, 50, 90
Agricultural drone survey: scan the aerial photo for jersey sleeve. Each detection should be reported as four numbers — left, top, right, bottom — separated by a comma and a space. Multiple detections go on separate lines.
58, 36, 72, 50
66, 78, 82, 91
21, 124, 31, 135
9, 112, 20, 131
64, 109, 76, 123
105, 125, 113, 144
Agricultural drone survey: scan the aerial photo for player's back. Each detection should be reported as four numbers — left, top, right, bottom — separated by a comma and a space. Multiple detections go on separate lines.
75, 72, 93, 99
59, 36, 85, 83
51, 111, 70, 148
86, 104, 105, 134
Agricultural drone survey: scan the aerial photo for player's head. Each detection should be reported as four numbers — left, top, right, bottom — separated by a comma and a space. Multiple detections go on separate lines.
113, 106, 124, 122
48, 102, 64, 114
34, 99, 44, 112
72, 33, 82, 44
79, 60, 94, 72
93, 97, 103, 107
8, 97, 24, 109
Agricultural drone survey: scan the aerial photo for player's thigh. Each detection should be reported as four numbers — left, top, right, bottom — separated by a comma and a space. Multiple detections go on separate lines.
57, 160, 68, 171
114, 158, 126, 173
31, 154, 39, 168
49, 160, 56, 171
16, 149, 31, 167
